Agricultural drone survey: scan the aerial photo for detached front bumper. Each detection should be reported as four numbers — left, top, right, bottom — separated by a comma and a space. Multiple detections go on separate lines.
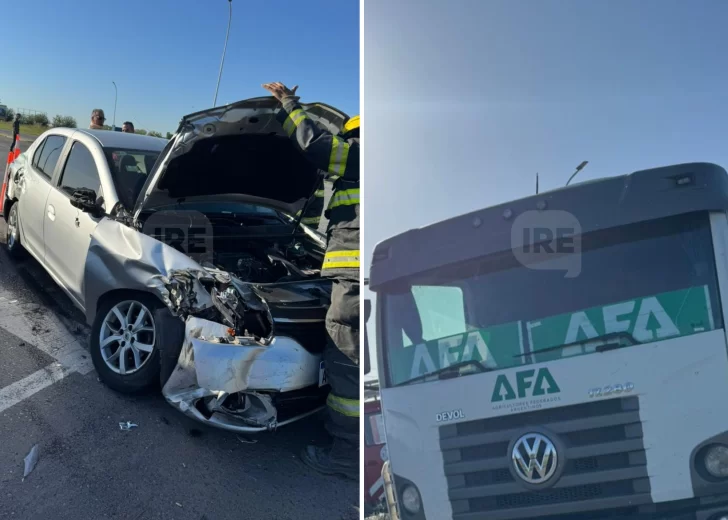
162, 317, 328, 433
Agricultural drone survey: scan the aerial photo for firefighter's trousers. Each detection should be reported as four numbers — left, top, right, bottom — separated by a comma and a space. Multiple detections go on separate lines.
323, 276, 360, 443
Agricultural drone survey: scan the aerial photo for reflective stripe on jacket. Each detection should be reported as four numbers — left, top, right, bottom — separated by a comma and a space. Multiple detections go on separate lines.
296, 178, 325, 228
277, 98, 360, 279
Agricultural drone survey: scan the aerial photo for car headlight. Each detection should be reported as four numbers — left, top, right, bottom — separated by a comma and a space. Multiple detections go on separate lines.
705, 445, 728, 478
401, 484, 422, 515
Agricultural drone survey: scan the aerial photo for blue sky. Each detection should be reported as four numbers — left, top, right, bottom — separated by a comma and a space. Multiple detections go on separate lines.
363, 0, 728, 379
2, 0, 359, 133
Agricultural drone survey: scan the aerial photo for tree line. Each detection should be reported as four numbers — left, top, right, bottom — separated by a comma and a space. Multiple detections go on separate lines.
3, 109, 171, 139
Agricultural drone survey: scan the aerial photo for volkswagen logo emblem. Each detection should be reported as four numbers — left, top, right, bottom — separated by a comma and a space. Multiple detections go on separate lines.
512, 433, 558, 484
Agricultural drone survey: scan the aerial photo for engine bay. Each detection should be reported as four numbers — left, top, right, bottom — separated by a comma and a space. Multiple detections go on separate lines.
206, 239, 320, 283
135, 207, 326, 284
130, 205, 329, 344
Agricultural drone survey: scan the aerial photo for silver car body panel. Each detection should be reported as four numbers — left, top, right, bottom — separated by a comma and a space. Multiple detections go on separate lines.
83, 217, 213, 324
10, 129, 167, 314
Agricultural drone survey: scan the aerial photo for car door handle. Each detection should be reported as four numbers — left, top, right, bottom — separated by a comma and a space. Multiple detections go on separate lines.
47, 205, 55, 221
74, 217, 80, 228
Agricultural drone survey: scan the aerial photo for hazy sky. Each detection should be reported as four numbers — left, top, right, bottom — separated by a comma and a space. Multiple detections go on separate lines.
2, 0, 359, 133
363, 0, 728, 379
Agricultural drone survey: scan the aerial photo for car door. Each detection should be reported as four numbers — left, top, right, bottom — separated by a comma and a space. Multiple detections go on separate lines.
44, 140, 104, 310
18, 134, 68, 262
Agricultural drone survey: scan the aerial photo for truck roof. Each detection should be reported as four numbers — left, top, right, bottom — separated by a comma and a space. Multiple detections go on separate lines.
369, 162, 728, 290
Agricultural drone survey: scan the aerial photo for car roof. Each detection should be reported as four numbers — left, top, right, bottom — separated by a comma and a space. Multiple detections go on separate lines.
78, 129, 168, 150
44, 127, 168, 151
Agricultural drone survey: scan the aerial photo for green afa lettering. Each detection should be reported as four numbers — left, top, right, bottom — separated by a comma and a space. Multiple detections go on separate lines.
491, 368, 560, 402
491, 374, 516, 402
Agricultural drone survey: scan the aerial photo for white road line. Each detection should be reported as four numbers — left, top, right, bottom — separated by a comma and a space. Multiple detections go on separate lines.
0, 297, 93, 375
0, 249, 92, 412
0, 363, 73, 414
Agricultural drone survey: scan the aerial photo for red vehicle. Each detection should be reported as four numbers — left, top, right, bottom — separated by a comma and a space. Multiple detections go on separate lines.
364, 380, 387, 514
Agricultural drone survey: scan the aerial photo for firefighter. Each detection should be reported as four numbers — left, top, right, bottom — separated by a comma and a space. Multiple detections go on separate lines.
263, 82, 360, 480
296, 176, 326, 230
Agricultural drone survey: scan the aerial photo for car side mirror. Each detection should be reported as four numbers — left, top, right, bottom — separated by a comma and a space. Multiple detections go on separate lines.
70, 188, 103, 217
364, 299, 372, 375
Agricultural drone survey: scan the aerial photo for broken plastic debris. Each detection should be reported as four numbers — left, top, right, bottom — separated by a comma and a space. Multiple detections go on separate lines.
119, 421, 138, 431
237, 435, 258, 444
22, 445, 39, 480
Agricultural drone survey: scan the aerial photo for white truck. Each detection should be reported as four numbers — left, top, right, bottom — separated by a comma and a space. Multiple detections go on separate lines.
365, 162, 728, 519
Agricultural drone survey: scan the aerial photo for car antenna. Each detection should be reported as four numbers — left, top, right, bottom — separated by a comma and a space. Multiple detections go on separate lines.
566, 161, 589, 186
536, 172, 539, 194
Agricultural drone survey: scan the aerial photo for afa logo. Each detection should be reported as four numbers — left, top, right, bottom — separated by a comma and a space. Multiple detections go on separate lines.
491, 368, 560, 402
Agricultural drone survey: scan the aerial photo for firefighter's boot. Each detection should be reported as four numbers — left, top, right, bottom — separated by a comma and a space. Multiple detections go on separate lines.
301, 437, 359, 480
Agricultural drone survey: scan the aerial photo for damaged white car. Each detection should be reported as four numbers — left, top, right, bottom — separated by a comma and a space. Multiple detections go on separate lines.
2, 97, 350, 432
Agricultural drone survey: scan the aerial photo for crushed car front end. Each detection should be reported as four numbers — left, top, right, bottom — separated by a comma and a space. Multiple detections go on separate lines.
84, 97, 349, 432
163, 314, 329, 433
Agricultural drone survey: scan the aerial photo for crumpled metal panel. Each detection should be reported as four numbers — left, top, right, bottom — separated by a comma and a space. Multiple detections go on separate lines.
161, 316, 322, 433
83, 218, 213, 325
193, 333, 320, 394
5, 152, 27, 201
164, 316, 320, 395
161, 317, 226, 415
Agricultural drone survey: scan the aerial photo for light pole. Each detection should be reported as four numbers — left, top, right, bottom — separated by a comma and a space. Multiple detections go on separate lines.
112, 81, 118, 131
566, 161, 589, 186
213, 0, 233, 107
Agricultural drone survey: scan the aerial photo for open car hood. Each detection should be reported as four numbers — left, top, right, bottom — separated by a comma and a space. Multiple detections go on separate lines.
132, 97, 349, 218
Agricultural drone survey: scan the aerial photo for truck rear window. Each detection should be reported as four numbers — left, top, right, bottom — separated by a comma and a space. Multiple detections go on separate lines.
380, 212, 723, 387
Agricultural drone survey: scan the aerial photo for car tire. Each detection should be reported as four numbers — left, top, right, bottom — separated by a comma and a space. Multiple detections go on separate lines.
5, 202, 25, 258
91, 292, 166, 394
2, 194, 10, 221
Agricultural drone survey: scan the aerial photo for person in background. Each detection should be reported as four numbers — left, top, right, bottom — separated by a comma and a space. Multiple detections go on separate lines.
9, 113, 20, 152
122, 121, 135, 133
89, 109, 106, 130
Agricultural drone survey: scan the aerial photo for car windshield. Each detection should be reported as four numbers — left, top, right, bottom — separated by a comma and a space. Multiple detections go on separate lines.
104, 147, 162, 210
379, 212, 723, 387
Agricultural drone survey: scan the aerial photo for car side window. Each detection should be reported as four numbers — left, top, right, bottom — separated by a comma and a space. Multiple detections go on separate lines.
35, 135, 67, 179
32, 138, 47, 169
59, 142, 101, 196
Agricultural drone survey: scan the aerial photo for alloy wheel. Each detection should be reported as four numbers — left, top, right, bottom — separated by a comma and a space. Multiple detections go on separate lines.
7, 205, 18, 249
99, 300, 156, 375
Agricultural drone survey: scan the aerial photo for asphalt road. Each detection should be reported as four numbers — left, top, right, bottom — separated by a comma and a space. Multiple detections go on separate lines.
0, 130, 32, 155
0, 182, 356, 518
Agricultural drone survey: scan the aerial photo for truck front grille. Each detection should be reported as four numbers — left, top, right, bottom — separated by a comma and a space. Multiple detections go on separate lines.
439, 396, 650, 519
